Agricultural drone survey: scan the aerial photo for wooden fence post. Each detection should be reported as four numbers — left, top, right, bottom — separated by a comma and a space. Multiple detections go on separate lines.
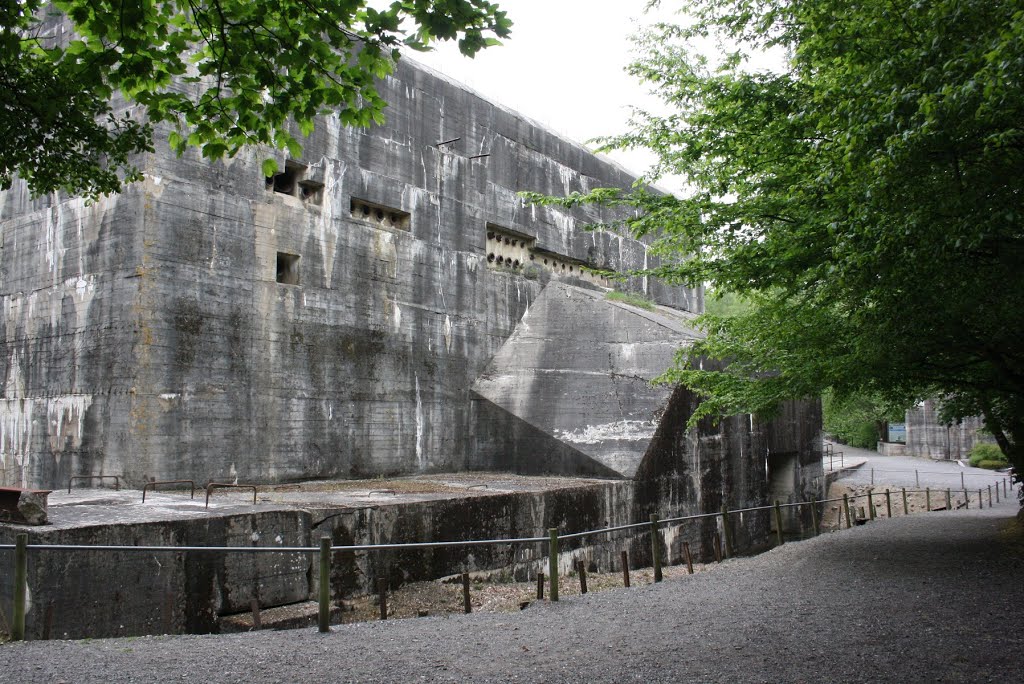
868, 490, 876, 520
12, 533, 27, 641
978, 489, 983, 510
650, 514, 663, 583
462, 572, 472, 614
536, 572, 544, 600
621, 551, 630, 587
318, 536, 331, 633
925, 487, 931, 511
885, 489, 892, 518
378, 578, 388, 620
548, 528, 559, 602
810, 496, 819, 536
577, 560, 588, 595
901, 488, 908, 516
946, 488, 951, 511
963, 489, 969, 510
721, 504, 735, 558
682, 542, 694, 575
773, 500, 784, 545
842, 494, 852, 529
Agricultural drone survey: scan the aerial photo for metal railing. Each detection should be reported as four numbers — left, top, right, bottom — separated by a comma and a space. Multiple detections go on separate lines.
1, 474, 1017, 641
67, 475, 120, 493
823, 443, 845, 469
142, 480, 196, 503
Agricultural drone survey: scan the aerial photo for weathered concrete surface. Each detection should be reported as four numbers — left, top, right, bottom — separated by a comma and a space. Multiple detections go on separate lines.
473, 283, 702, 478
0, 475, 645, 638
0, 492, 311, 638
903, 399, 990, 460
0, 52, 704, 489
0, 448, 823, 640
15, 490, 48, 525
631, 378, 823, 560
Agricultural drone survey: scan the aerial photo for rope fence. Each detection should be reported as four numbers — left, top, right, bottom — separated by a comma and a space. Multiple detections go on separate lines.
1, 475, 1017, 641
824, 461, 1013, 490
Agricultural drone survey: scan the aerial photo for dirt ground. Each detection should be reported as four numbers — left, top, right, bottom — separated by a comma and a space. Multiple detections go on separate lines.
222, 559, 715, 632
820, 480, 994, 531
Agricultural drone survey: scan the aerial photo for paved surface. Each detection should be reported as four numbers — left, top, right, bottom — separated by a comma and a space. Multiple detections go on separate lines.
2, 500, 1022, 683
827, 442, 1014, 493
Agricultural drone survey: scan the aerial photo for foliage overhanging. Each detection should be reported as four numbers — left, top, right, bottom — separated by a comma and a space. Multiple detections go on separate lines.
1, 0, 511, 199
527, 0, 1024, 477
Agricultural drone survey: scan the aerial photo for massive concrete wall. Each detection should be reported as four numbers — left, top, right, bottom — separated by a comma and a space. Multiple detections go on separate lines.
0, 481, 643, 638
0, 57, 703, 489
903, 400, 990, 460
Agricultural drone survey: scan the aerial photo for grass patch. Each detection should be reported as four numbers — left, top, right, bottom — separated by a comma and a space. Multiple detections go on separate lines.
605, 290, 655, 311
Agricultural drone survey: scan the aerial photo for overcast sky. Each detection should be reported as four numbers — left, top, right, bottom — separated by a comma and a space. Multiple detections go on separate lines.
410, 1, 676, 183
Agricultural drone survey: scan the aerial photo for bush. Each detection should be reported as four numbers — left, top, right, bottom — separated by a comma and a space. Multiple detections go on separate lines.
968, 443, 1006, 467
976, 459, 1009, 470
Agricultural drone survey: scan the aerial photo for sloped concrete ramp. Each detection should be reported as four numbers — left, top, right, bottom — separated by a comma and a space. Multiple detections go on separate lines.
473, 283, 702, 478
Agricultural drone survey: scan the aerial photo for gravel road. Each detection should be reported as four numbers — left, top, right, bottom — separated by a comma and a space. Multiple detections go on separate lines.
3, 501, 1022, 683
827, 442, 1013, 493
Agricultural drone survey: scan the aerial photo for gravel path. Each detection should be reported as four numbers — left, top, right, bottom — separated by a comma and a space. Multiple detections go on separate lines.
3, 502, 1022, 683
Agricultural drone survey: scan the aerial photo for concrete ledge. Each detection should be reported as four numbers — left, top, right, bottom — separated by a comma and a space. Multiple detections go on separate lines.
824, 459, 868, 489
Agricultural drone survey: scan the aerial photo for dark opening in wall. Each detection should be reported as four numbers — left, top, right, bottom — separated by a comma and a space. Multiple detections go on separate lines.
267, 161, 304, 195
265, 161, 324, 205
276, 252, 300, 285
298, 180, 324, 205
350, 198, 411, 231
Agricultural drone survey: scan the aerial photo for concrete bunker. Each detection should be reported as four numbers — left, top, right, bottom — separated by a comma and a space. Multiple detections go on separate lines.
0, 32, 822, 638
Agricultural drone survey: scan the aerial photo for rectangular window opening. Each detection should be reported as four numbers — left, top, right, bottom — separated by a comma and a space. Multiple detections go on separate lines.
276, 252, 300, 285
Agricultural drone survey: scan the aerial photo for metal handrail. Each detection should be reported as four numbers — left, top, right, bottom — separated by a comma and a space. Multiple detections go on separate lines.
142, 480, 195, 503
205, 483, 257, 508
67, 475, 120, 494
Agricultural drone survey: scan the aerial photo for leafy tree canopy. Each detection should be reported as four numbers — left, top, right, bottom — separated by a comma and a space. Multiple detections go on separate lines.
1, 0, 511, 199
527, 0, 1024, 475
823, 389, 905, 450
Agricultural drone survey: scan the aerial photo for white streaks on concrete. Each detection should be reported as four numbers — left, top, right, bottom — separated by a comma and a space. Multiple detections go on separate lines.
556, 419, 656, 445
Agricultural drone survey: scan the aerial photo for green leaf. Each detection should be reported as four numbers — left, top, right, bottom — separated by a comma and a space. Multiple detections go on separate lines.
3, 0, 513, 198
